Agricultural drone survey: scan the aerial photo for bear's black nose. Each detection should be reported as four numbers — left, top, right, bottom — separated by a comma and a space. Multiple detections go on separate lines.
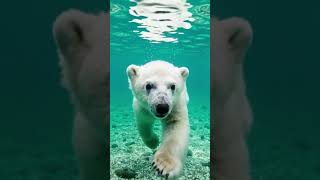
156, 103, 169, 117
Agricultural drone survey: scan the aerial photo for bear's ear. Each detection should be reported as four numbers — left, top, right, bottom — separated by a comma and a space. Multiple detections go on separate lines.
127, 65, 140, 80
53, 9, 96, 61
222, 17, 253, 63
179, 67, 189, 79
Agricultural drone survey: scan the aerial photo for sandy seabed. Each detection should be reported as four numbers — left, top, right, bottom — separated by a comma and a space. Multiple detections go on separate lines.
110, 103, 210, 180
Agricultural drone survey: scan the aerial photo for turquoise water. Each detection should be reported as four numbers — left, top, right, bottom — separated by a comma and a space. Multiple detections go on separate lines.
110, 0, 210, 179
1, 1, 318, 180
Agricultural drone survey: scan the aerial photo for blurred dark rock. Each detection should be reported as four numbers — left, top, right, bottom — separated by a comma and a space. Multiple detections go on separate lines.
111, 144, 118, 148
115, 168, 137, 179
125, 142, 135, 146
201, 161, 210, 167
187, 149, 193, 157
200, 135, 205, 140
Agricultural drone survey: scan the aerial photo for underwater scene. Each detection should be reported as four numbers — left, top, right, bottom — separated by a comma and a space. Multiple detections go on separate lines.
110, 0, 210, 179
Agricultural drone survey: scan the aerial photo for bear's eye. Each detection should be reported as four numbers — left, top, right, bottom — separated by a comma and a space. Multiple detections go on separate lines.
170, 84, 176, 91
146, 83, 153, 91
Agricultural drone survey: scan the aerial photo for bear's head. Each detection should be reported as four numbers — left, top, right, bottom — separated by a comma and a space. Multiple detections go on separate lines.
53, 9, 109, 128
212, 17, 253, 116
127, 60, 189, 119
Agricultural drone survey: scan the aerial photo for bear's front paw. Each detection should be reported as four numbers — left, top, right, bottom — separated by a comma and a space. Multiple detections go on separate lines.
152, 151, 182, 179
144, 134, 159, 149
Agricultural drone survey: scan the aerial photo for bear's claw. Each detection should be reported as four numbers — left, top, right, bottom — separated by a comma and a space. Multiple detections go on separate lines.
152, 151, 181, 179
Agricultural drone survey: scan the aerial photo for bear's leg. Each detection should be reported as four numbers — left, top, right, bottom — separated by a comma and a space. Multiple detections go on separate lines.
214, 90, 252, 180
214, 138, 250, 180
152, 111, 189, 179
73, 112, 107, 180
135, 107, 159, 149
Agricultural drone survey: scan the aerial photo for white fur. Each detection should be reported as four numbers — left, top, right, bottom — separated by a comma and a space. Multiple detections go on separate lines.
127, 60, 189, 179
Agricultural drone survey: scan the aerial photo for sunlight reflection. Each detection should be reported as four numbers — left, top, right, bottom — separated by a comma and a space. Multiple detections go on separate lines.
129, 0, 194, 43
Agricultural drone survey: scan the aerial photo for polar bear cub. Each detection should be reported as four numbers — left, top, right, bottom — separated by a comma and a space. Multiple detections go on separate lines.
127, 60, 190, 179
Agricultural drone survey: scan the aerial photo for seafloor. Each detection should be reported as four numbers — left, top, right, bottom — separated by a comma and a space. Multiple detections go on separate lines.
110, 102, 210, 180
